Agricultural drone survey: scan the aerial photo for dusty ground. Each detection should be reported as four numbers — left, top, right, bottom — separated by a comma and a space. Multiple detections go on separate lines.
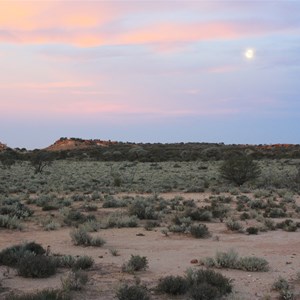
0, 192, 300, 299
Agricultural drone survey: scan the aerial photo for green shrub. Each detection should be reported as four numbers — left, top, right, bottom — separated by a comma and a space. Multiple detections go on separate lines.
70, 228, 105, 247
190, 224, 210, 238
215, 249, 239, 268
237, 256, 269, 272
18, 253, 57, 278
202, 249, 269, 272
185, 208, 212, 222
276, 219, 298, 232
72, 256, 94, 270
273, 277, 294, 300
116, 283, 150, 300
64, 210, 86, 226
156, 275, 188, 295
70, 228, 92, 246
189, 282, 221, 300
264, 218, 276, 230
186, 268, 232, 299
219, 155, 261, 186
5, 289, 70, 300
226, 219, 243, 232
90, 236, 106, 247
0, 215, 23, 230
122, 255, 149, 273
128, 197, 158, 220
246, 227, 259, 235
61, 270, 88, 291
101, 212, 138, 229
0, 242, 45, 267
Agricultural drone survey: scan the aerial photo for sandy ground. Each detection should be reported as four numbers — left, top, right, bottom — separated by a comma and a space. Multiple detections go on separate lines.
0, 193, 300, 299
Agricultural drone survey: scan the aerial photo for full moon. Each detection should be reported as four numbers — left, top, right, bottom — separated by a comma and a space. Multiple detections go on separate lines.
245, 48, 255, 59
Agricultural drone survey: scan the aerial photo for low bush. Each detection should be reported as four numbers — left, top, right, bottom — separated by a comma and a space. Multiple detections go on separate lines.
0, 242, 45, 267
226, 219, 243, 232
202, 249, 269, 272
215, 249, 238, 268
5, 289, 70, 300
72, 256, 94, 270
101, 212, 138, 229
61, 270, 88, 291
185, 208, 212, 222
186, 268, 232, 299
116, 283, 150, 300
70, 228, 105, 247
190, 224, 210, 238
276, 219, 298, 232
237, 256, 269, 272
273, 277, 294, 300
0, 215, 23, 230
18, 253, 57, 278
156, 275, 189, 295
122, 255, 149, 273
246, 227, 259, 235
128, 197, 158, 220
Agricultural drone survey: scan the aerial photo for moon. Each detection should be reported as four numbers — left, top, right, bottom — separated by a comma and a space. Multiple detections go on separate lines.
244, 48, 255, 59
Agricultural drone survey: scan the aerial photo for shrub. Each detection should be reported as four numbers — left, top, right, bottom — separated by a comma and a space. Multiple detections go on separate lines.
18, 253, 57, 278
122, 255, 149, 273
90, 236, 106, 247
276, 219, 298, 232
116, 283, 150, 300
189, 282, 221, 300
220, 155, 261, 186
70, 228, 92, 246
5, 289, 70, 300
246, 227, 259, 235
0, 215, 23, 230
0, 242, 45, 267
109, 248, 120, 256
72, 256, 94, 270
185, 208, 212, 222
186, 268, 232, 299
101, 212, 138, 229
272, 277, 294, 300
64, 210, 86, 226
70, 228, 105, 247
238, 256, 269, 272
226, 219, 243, 232
157, 275, 189, 295
215, 249, 239, 268
190, 224, 210, 238
128, 198, 158, 220
202, 250, 269, 272
61, 270, 88, 291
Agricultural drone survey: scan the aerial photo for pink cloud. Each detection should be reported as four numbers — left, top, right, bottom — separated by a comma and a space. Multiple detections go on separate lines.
0, 2, 295, 48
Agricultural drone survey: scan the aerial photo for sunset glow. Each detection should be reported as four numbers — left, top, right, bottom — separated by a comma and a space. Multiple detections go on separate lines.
0, 1, 299, 148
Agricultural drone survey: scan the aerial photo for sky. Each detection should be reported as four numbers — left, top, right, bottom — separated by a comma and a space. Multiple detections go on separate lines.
0, 1, 300, 149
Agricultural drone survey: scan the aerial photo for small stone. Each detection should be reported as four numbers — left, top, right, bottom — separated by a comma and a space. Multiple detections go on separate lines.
190, 259, 198, 264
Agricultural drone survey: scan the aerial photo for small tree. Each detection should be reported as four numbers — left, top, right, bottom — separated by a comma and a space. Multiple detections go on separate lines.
0, 150, 17, 169
30, 151, 54, 174
220, 155, 260, 186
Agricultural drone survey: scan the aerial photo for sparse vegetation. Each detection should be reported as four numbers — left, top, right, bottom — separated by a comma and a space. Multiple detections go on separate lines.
201, 249, 269, 272
70, 227, 106, 247
0, 146, 300, 299
122, 255, 149, 273
116, 282, 150, 300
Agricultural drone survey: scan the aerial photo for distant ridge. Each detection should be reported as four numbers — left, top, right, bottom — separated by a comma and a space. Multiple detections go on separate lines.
45, 137, 118, 151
